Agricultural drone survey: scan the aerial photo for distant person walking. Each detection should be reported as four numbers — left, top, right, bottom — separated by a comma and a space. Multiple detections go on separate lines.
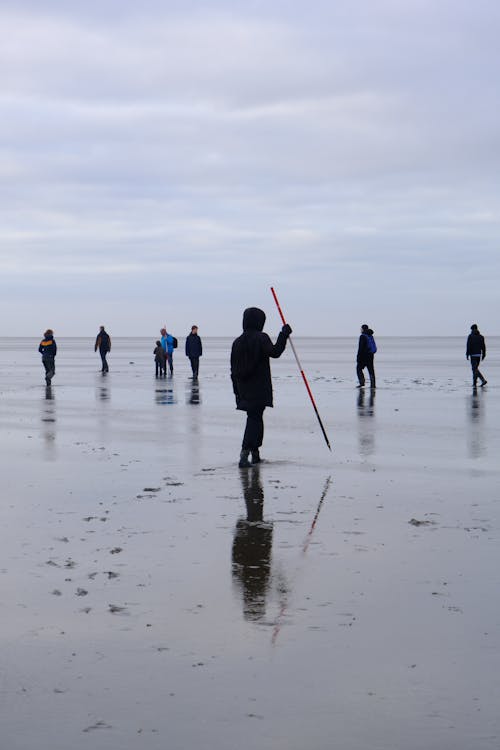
154, 340, 167, 378
160, 327, 176, 375
95, 326, 111, 372
466, 323, 487, 387
185, 325, 202, 379
356, 324, 377, 389
38, 329, 57, 386
231, 307, 292, 468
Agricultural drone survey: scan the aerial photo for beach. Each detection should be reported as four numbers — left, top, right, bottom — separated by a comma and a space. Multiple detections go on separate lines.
1, 336, 499, 749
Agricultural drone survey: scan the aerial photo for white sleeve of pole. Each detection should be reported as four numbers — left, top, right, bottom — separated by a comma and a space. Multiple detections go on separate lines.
288, 336, 303, 372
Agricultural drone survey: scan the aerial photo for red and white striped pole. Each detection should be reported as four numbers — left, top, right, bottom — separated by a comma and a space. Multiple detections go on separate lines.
271, 287, 332, 451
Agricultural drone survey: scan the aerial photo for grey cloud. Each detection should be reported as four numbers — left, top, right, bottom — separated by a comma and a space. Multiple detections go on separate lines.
0, 1, 499, 334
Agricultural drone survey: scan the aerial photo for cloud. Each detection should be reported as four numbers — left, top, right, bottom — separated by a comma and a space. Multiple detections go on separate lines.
0, 1, 499, 334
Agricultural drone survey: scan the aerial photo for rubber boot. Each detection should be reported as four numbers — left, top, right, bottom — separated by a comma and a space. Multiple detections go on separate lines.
251, 449, 261, 464
238, 450, 251, 468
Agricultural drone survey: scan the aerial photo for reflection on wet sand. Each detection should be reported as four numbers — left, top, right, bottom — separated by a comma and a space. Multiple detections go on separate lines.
467, 388, 485, 458
41, 385, 57, 459
232, 466, 273, 622
271, 475, 332, 645
155, 384, 176, 405
95, 379, 111, 442
357, 388, 376, 457
96, 383, 110, 402
186, 378, 201, 405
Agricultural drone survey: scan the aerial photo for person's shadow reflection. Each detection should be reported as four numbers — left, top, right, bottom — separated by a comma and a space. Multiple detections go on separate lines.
357, 388, 376, 457
467, 387, 485, 458
232, 466, 273, 622
96, 384, 110, 402
41, 385, 57, 459
155, 384, 176, 405
186, 378, 201, 405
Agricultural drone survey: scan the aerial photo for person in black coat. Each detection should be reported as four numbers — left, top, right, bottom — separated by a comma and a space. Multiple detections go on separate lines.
466, 323, 487, 387
95, 326, 111, 373
38, 329, 57, 385
185, 325, 203, 379
231, 307, 292, 468
356, 324, 376, 389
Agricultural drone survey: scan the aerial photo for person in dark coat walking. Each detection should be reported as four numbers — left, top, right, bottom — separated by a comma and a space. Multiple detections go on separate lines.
95, 326, 111, 372
466, 323, 487, 387
185, 325, 202, 379
231, 307, 292, 468
38, 329, 57, 385
356, 324, 376, 389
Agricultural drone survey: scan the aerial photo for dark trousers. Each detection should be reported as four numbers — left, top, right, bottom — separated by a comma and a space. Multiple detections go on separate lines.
155, 360, 166, 377
242, 406, 265, 451
470, 356, 485, 385
100, 350, 109, 372
167, 352, 173, 373
357, 358, 376, 387
42, 355, 55, 383
189, 357, 199, 378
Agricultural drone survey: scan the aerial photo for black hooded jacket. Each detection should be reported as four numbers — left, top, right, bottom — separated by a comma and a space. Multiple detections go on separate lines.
95, 330, 111, 353
185, 332, 202, 358
466, 330, 486, 358
231, 307, 288, 410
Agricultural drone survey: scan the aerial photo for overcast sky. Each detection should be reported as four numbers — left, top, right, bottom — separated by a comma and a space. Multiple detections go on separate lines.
1, 0, 499, 336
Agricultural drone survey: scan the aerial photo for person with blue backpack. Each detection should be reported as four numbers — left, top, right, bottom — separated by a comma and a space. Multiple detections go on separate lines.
160, 326, 177, 375
356, 324, 377, 389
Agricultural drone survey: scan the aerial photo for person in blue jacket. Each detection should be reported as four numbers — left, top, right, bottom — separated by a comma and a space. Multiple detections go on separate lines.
38, 329, 57, 385
160, 327, 175, 375
185, 325, 202, 379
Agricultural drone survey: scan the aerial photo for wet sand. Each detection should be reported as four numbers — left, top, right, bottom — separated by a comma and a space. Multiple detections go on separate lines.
1, 337, 499, 749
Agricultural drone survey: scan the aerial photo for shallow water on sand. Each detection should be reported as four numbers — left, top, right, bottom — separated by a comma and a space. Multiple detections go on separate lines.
1, 337, 499, 749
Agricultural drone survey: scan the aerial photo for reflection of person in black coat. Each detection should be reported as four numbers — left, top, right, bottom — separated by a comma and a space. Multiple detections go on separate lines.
231, 307, 291, 468
466, 323, 487, 387
232, 465, 273, 622
357, 387, 376, 457
356, 324, 376, 389
185, 325, 202, 379
95, 326, 111, 373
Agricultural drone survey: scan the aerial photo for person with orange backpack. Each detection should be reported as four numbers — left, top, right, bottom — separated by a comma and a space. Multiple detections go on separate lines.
38, 329, 57, 386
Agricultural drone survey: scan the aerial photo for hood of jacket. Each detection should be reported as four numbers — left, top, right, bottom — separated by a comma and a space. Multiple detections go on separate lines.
242, 307, 266, 332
